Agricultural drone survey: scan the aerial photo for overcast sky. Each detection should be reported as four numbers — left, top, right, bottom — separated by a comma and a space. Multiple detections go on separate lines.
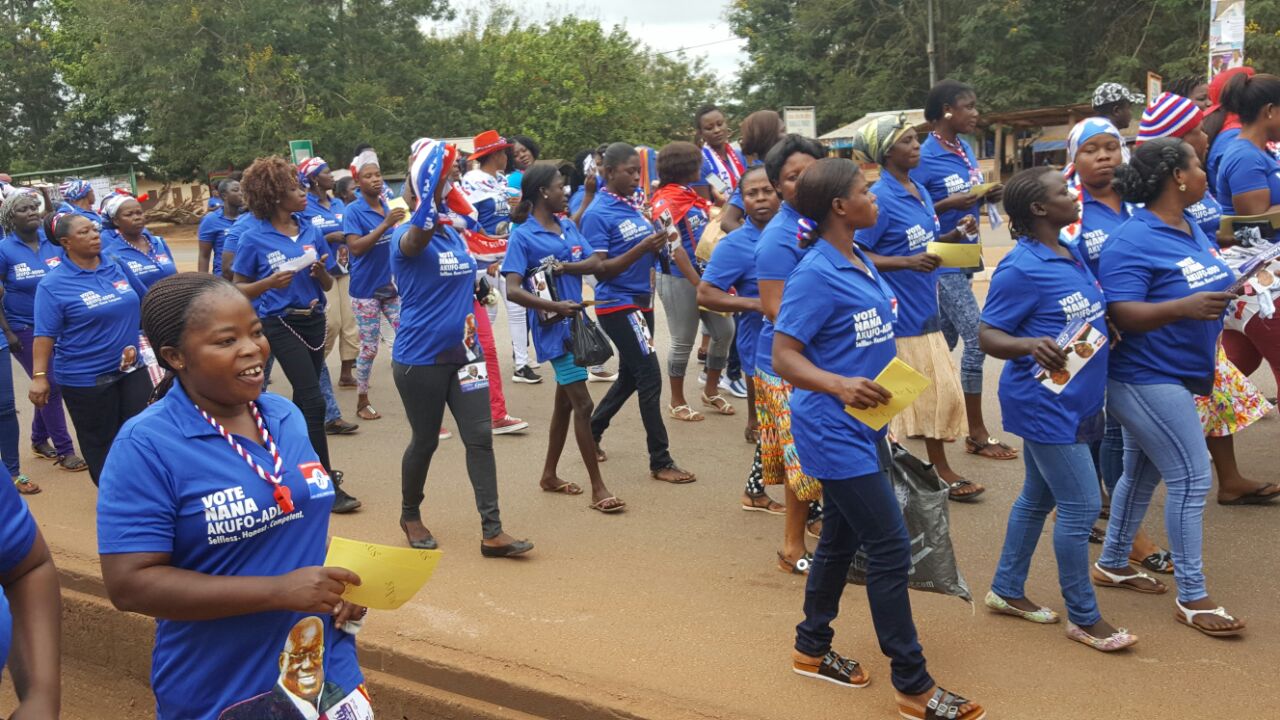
434, 1, 748, 84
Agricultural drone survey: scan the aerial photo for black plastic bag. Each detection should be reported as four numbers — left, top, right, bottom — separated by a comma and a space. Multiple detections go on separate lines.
847, 442, 972, 601
568, 311, 614, 367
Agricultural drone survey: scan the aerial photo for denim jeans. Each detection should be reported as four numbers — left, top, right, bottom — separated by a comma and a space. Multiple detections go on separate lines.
795, 469, 933, 695
1099, 380, 1213, 603
937, 273, 983, 395
1098, 413, 1124, 494
991, 440, 1103, 626
0, 346, 21, 476
319, 364, 341, 424
655, 273, 734, 376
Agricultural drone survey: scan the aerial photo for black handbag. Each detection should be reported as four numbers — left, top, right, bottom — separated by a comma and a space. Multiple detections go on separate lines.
568, 310, 614, 367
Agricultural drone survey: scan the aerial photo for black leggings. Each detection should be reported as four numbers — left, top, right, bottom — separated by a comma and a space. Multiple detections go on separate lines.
590, 309, 675, 471
263, 313, 331, 472
392, 361, 502, 538
62, 369, 152, 485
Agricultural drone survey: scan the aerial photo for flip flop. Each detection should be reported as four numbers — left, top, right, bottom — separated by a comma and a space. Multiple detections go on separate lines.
1091, 562, 1167, 594
1217, 483, 1280, 505
542, 481, 583, 495
651, 466, 697, 484
964, 436, 1018, 460
777, 551, 813, 575
356, 404, 381, 421
589, 496, 626, 513
742, 493, 785, 514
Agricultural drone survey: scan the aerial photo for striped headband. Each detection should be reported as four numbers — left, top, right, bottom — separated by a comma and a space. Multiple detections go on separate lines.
59, 178, 93, 201
1137, 93, 1204, 145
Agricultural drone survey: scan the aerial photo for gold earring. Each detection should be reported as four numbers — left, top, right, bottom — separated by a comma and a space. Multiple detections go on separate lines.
944, 112, 953, 119
1179, 183, 1187, 192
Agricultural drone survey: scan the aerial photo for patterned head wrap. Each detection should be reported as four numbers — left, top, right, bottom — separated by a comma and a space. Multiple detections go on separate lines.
59, 178, 93, 202
297, 157, 329, 189
349, 150, 379, 177
0, 189, 42, 232
98, 190, 135, 227
1137, 93, 1204, 145
407, 138, 478, 231
851, 112, 912, 166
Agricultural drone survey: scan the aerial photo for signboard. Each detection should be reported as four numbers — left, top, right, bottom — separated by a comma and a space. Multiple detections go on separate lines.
289, 139, 315, 165
1209, 1, 1246, 78
1146, 73, 1162, 105
783, 106, 818, 139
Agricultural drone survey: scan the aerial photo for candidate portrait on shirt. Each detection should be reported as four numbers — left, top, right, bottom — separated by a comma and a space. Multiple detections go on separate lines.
216, 617, 352, 720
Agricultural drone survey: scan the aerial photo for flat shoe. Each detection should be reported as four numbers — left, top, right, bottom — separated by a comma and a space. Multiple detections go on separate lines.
399, 519, 438, 550
984, 590, 1060, 624
1066, 622, 1137, 652
481, 539, 534, 558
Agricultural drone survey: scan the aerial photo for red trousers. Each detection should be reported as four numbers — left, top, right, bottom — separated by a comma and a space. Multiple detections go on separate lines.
474, 299, 508, 421
1223, 314, 1280, 388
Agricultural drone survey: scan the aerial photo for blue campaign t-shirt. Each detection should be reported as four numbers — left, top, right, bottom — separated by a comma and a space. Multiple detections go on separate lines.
982, 239, 1108, 444
231, 215, 328, 318
302, 195, 348, 274
1071, 189, 1132, 277
1207, 127, 1241, 199
1187, 191, 1224, 242
391, 224, 478, 366
102, 228, 178, 291
774, 241, 898, 479
580, 192, 654, 309
0, 469, 38, 680
700, 145, 748, 191
0, 231, 64, 329
58, 202, 102, 229
1217, 136, 1280, 215
341, 195, 395, 299
221, 213, 254, 257
502, 218, 599, 362
197, 209, 239, 276
1099, 208, 1233, 387
657, 203, 709, 281
754, 201, 810, 376
33, 256, 145, 387
912, 134, 984, 275
702, 219, 765, 376
97, 383, 363, 720
854, 173, 942, 337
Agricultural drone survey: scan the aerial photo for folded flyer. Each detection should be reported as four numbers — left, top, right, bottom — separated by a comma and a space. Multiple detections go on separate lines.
277, 249, 318, 273
1226, 241, 1280, 294
1032, 319, 1105, 394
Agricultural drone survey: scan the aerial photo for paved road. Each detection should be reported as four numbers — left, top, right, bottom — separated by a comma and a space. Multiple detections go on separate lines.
13, 226, 1280, 719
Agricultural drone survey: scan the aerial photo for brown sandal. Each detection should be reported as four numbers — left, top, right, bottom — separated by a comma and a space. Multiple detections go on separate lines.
356, 404, 381, 420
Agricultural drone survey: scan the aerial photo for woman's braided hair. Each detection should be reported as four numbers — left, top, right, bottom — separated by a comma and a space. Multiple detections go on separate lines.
1002, 166, 1058, 240
141, 272, 241, 400
1111, 137, 1192, 205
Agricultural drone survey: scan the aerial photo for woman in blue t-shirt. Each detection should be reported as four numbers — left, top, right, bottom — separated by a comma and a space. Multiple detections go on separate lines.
717, 109, 785, 234
341, 153, 404, 422
232, 156, 360, 515
390, 137, 533, 555
979, 167, 1136, 652
1095, 138, 1244, 637
504, 163, 626, 513
300, 157, 359, 391
0, 469, 61, 714
583, 143, 695, 485
855, 114, 984, 502
651, 141, 737, 421
694, 104, 746, 206
31, 213, 151, 485
197, 179, 244, 276
98, 273, 370, 719
698, 165, 779, 511
99, 193, 178, 291
774, 158, 985, 720
912, 79, 1014, 463
0, 192, 87, 489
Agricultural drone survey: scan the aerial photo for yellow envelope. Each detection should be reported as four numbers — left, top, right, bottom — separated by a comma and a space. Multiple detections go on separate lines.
844, 357, 931, 430
968, 182, 998, 198
926, 241, 982, 269
323, 536, 442, 610
387, 197, 410, 225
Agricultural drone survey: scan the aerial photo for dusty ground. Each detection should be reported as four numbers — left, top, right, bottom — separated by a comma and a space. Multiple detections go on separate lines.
7, 223, 1280, 719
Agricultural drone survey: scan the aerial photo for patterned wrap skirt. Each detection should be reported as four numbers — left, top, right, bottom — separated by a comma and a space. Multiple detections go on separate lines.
753, 369, 822, 502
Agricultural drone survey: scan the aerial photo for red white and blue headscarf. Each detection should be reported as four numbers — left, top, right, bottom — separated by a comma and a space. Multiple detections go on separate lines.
1137, 93, 1204, 145
1062, 117, 1132, 242
407, 138, 478, 232
98, 189, 135, 227
59, 178, 93, 202
297, 156, 329, 189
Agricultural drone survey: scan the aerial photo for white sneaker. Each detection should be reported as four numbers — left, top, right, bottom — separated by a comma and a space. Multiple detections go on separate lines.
721, 376, 748, 398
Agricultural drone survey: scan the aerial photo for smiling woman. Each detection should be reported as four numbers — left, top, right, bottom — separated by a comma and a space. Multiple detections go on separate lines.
95, 273, 374, 720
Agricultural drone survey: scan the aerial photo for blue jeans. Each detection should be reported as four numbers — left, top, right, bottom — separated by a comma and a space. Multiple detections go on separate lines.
937, 273, 983, 395
319, 364, 341, 424
1098, 413, 1124, 494
795, 469, 932, 695
0, 347, 21, 476
991, 440, 1103, 625
1099, 380, 1212, 603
